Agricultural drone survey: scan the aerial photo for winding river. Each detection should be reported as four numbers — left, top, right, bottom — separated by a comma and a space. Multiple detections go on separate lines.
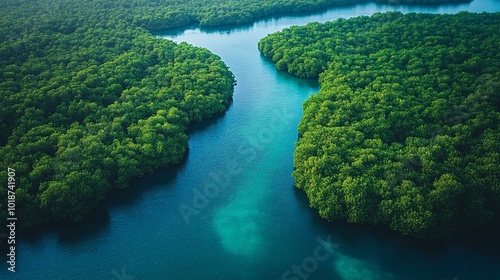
4, 1, 500, 279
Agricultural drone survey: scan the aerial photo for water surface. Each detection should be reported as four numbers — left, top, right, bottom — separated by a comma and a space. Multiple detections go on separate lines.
4, 1, 500, 279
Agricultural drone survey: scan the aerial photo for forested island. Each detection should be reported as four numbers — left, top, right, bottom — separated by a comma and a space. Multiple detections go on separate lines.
259, 12, 500, 237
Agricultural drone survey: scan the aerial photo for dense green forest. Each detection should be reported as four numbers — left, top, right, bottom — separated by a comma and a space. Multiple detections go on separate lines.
0, 0, 478, 230
259, 12, 500, 237
0, 0, 239, 229
0, 0, 471, 32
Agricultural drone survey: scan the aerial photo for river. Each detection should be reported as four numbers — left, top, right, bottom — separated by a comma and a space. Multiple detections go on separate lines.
4, 1, 500, 279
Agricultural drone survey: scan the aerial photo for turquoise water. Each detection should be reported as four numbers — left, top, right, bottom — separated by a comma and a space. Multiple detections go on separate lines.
3, 1, 500, 279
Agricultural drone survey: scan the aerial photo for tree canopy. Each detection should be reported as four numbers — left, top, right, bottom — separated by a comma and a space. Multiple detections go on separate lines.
0, 0, 238, 229
259, 12, 500, 237
0, 0, 479, 230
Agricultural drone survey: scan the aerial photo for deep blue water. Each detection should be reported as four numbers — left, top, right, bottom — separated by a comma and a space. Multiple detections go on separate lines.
3, 1, 500, 279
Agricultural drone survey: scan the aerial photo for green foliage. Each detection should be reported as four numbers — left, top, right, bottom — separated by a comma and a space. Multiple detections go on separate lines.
0, 0, 236, 229
0, 0, 477, 231
259, 12, 500, 237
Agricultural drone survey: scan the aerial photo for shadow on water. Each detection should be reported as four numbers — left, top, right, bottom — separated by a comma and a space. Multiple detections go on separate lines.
292, 185, 500, 279
292, 181, 500, 259
19, 111, 228, 247
155, 0, 473, 39
107, 160, 187, 209
155, 20, 258, 38
55, 205, 111, 246
186, 108, 229, 135
154, 5, 340, 37
20, 161, 186, 248
258, 54, 319, 88
20, 203, 111, 248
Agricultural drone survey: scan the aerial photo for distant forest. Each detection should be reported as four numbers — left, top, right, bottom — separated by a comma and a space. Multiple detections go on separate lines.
259, 12, 500, 237
0, 0, 474, 230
